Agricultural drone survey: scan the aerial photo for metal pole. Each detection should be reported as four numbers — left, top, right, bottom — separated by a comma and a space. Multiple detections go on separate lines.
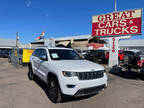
115, 0, 117, 12
16, 32, 19, 48
108, 0, 118, 68
16, 32, 19, 67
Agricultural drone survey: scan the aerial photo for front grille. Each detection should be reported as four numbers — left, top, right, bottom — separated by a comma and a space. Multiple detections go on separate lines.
77, 70, 104, 80
75, 84, 105, 97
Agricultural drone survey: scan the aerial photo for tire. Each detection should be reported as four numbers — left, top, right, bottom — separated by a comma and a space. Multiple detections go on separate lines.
125, 64, 131, 71
8, 57, 11, 63
47, 77, 62, 103
28, 64, 34, 80
19, 59, 23, 65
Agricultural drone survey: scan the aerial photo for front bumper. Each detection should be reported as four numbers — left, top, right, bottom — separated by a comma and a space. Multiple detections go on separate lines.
75, 84, 106, 97
59, 73, 108, 96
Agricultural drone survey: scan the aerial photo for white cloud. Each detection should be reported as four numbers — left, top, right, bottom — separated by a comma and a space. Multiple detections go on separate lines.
26, 1, 31, 7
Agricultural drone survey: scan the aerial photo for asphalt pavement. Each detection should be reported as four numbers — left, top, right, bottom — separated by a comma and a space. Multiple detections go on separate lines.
0, 58, 144, 108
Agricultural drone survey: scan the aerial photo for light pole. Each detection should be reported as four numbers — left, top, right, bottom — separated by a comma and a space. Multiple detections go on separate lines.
16, 32, 19, 48
108, 0, 119, 68
16, 32, 19, 66
115, 0, 117, 12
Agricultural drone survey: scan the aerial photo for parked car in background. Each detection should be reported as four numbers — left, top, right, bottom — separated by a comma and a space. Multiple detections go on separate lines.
74, 49, 88, 57
95, 50, 109, 62
8, 50, 14, 63
8, 48, 33, 65
83, 49, 126, 64
18, 49, 23, 65
106, 50, 125, 63
8, 48, 24, 65
28, 47, 108, 103
123, 50, 144, 73
84, 49, 125, 64
0, 50, 11, 58
84, 49, 109, 63
119, 50, 125, 62
83, 50, 97, 62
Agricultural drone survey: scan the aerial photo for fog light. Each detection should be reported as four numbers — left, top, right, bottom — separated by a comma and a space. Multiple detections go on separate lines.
66, 84, 76, 88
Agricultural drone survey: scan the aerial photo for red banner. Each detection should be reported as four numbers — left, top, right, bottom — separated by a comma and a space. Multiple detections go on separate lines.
92, 9, 142, 37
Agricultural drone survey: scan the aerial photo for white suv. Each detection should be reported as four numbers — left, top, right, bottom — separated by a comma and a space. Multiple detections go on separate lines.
28, 47, 108, 103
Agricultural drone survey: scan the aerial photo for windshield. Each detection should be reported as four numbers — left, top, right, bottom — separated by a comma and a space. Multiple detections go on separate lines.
49, 49, 81, 60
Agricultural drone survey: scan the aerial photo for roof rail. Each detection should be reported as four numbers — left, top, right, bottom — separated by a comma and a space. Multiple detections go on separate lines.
37, 46, 49, 47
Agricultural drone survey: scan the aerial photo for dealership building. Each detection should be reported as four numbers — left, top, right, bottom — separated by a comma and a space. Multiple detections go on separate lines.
31, 34, 91, 50
1, 35, 144, 52
0, 38, 16, 50
119, 39, 144, 52
0, 38, 30, 50
30, 34, 144, 52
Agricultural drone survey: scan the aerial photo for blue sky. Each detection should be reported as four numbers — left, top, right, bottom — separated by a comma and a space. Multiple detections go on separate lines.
0, 0, 143, 44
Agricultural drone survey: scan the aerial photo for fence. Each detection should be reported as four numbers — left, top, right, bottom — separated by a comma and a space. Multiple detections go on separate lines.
10, 48, 33, 67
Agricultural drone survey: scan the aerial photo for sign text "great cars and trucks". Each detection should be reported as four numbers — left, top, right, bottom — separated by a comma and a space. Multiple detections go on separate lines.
92, 9, 142, 37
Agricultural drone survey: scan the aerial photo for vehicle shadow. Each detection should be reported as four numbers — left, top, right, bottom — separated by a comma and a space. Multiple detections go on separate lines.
110, 70, 140, 80
33, 76, 96, 103
109, 66, 144, 80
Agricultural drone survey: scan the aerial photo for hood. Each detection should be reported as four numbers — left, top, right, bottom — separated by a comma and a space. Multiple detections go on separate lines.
50, 60, 104, 72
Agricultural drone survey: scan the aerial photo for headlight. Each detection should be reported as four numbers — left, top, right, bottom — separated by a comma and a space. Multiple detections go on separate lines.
62, 71, 77, 77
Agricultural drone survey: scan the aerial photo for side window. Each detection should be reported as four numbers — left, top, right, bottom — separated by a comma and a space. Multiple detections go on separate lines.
38, 49, 48, 60
43, 49, 47, 57
32, 49, 38, 56
130, 52, 135, 56
32, 50, 36, 56
32, 49, 41, 57
32, 49, 48, 60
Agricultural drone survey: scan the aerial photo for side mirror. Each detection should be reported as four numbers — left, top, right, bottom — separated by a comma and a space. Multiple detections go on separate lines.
39, 55, 47, 61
